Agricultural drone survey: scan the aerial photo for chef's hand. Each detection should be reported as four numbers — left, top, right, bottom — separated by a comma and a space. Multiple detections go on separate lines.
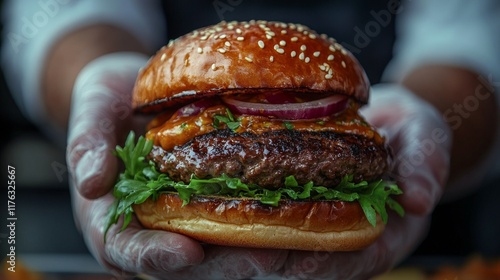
66, 53, 287, 279
266, 84, 452, 279
72, 190, 290, 279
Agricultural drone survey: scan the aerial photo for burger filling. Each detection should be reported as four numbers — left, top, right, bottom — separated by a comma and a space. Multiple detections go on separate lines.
106, 92, 404, 236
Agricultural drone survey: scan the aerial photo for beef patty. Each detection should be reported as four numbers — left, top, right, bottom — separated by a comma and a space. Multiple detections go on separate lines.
149, 129, 390, 189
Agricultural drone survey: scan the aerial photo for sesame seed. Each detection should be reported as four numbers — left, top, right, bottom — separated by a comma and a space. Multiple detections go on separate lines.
274, 44, 279, 50
270, 55, 274, 62
341, 48, 348, 55
236, 28, 242, 34
227, 24, 234, 30
266, 34, 272, 40
245, 56, 253, 62
300, 45, 307, 51
267, 31, 276, 36
299, 52, 305, 60
276, 48, 285, 54
313, 51, 320, 57
328, 68, 333, 75
215, 26, 223, 32
305, 57, 310, 63
320, 33, 328, 39
237, 36, 245, 41
297, 25, 304, 32
334, 43, 342, 50
244, 23, 250, 28
225, 41, 231, 47
217, 48, 226, 53
327, 54, 334, 61
167, 40, 174, 47
280, 22, 287, 28
214, 35, 219, 39
325, 73, 333, 79
160, 53, 166, 61
309, 33, 317, 39
303, 30, 309, 35
281, 29, 287, 34
219, 34, 227, 39
291, 37, 298, 42
289, 23, 297, 30
329, 45, 336, 52
258, 40, 265, 49
341, 61, 346, 68
197, 47, 203, 54
211, 63, 216, 70
319, 64, 326, 71
291, 51, 297, 57
200, 35, 208, 41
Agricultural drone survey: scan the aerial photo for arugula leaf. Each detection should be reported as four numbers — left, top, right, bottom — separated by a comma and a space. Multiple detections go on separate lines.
213, 108, 240, 131
283, 121, 294, 130
105, 131, 405, 240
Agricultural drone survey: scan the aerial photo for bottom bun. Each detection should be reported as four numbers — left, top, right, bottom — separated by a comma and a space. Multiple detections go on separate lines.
133, 193, 384, 251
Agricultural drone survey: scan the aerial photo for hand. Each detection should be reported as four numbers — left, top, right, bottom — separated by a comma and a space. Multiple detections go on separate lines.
66, 53, 286, 279
72, 190, 288, 279
67, 52, 151, 199
265, 84, 452, 279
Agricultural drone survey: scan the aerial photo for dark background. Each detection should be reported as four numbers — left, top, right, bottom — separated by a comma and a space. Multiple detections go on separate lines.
1, 0, 499, 275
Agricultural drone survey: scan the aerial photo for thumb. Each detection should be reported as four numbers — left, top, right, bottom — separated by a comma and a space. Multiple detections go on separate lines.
67, 52, 149, 199
363, 84, 452, 215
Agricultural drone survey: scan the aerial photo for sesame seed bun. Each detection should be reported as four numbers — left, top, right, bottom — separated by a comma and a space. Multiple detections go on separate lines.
133, 20, 370, 113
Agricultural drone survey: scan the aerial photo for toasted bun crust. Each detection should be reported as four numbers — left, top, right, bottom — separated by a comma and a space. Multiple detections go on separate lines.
133, 20, 370, 113
133, 193, 384, 251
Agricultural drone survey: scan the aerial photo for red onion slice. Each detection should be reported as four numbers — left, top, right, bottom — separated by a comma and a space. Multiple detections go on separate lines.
177, 99, 215, 117
222, 94, 348, 120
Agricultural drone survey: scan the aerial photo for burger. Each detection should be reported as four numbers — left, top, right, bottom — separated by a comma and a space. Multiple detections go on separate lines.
106, 20, 404, 251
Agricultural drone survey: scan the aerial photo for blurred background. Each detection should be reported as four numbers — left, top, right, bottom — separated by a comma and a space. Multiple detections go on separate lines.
0, 0, 499, 278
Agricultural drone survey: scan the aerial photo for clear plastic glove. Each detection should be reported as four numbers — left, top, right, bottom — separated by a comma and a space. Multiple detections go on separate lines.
66, 53, 286, 279
261, 83, 452, 280
67, 53, 150, 199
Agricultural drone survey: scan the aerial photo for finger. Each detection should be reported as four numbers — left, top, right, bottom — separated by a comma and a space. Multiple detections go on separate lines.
105, 227, 205, 275
393, 134, 450, 215
74, 190, 205, 276
390, 105, 451, 215
170, 246, 288, 280
362, 85, 452, 215
279, 214, 429, 280
67, 53, 148, 198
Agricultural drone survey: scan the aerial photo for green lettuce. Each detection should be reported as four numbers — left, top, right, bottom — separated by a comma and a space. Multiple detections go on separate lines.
105, 131, 405, 239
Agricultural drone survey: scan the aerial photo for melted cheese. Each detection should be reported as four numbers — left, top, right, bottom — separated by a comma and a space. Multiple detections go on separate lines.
146, 103, 383, 151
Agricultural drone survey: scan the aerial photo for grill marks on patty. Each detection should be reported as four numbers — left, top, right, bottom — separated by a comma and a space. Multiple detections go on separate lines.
149, 129, 390, 189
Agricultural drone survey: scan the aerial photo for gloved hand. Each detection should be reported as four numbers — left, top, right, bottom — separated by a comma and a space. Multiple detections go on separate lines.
264, 83, 452, 279
66, 53, 286, 279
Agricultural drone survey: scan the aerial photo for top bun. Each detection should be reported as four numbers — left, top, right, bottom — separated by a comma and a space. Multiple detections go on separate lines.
133, 20, 370, 113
